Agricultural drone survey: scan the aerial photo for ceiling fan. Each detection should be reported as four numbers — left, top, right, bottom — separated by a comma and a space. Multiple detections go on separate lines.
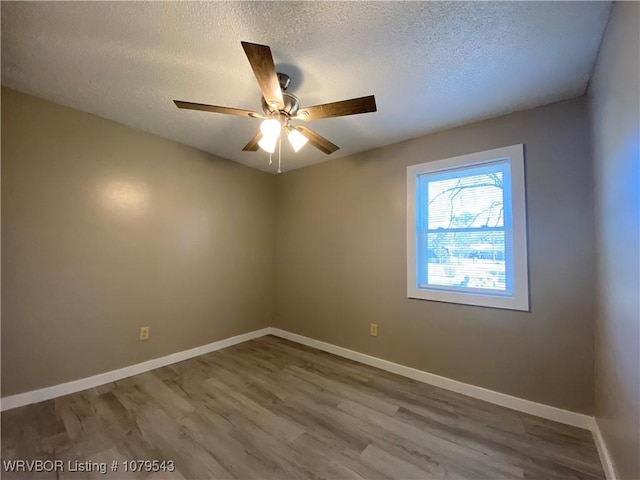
174, 41, 377, 170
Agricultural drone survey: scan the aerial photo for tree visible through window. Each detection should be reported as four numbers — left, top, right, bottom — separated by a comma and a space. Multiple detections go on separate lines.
419, 161, 511, 293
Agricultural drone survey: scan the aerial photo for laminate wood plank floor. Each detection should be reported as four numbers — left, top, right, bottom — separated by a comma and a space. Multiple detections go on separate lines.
1, 335, 604, 479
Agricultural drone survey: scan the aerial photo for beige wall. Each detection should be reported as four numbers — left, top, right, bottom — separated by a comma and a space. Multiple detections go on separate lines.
589, 2, 640, 479
275, 97, 596, 414
1, 87, 276, 396
1, 85, 603, 417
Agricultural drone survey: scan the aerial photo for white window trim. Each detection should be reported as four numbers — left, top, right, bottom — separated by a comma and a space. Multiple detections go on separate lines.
406, 144, 529, 311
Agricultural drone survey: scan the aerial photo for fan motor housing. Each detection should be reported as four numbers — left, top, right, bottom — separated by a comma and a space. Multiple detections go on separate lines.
262, 92, 300, 117
261, 72, 299, 116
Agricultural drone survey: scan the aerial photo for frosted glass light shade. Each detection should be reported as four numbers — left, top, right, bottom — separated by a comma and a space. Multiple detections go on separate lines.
258, 135, 278, 153
258, 118, 281, 153
288, 128, 308, 152
260, 118, 281, 138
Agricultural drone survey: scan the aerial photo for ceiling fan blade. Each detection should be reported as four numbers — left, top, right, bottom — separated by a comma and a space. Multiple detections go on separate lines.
296, 95, 377, 121
241, 41, 284, 110
174, 100, 263, 118
242, 131, 263, 152
295, 126, 339, 155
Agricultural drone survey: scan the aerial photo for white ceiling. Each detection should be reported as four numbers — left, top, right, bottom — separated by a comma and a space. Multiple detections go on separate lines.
1, 1, 611, 173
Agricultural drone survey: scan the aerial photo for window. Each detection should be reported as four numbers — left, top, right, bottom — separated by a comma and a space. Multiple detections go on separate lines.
407, 145, 529, 311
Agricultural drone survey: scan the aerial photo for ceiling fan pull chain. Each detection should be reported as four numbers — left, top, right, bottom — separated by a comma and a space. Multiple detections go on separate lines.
277, 132, 282, 174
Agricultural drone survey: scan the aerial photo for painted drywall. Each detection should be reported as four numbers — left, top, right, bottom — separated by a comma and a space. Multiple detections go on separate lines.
275, 97, 596, 414
588, 2, 640, 479
1, 87, 276, 396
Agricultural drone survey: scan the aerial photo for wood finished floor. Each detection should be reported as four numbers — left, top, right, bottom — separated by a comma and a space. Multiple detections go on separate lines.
2, 335, 604, 479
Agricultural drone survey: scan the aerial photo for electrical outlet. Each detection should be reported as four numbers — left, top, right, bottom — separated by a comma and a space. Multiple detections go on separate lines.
139, 326, 150, 340
370, 323, 378, 337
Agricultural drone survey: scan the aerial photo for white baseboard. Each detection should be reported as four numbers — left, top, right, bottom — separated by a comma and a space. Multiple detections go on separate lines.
0, 327, 271, 412
269, 329, 620, 478
592, 419, 619, 480
270, 328, 595, 430
2, 324, 613, 479
0, 326, 595, 428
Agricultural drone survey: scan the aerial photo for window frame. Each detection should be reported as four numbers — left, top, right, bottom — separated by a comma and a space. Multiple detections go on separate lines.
406, 144, 529, 311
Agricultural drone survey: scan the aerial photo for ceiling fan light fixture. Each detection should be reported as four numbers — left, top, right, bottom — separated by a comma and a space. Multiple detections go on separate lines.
258, 135, 278, 153
260, 118, 281, 139
287, 128, 308, 152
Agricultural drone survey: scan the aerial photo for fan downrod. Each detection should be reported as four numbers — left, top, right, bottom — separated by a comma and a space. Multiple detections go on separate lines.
277, 73, 291, 91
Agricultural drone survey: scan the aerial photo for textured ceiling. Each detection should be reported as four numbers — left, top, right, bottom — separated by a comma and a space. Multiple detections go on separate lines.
1, 2, 611, 173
